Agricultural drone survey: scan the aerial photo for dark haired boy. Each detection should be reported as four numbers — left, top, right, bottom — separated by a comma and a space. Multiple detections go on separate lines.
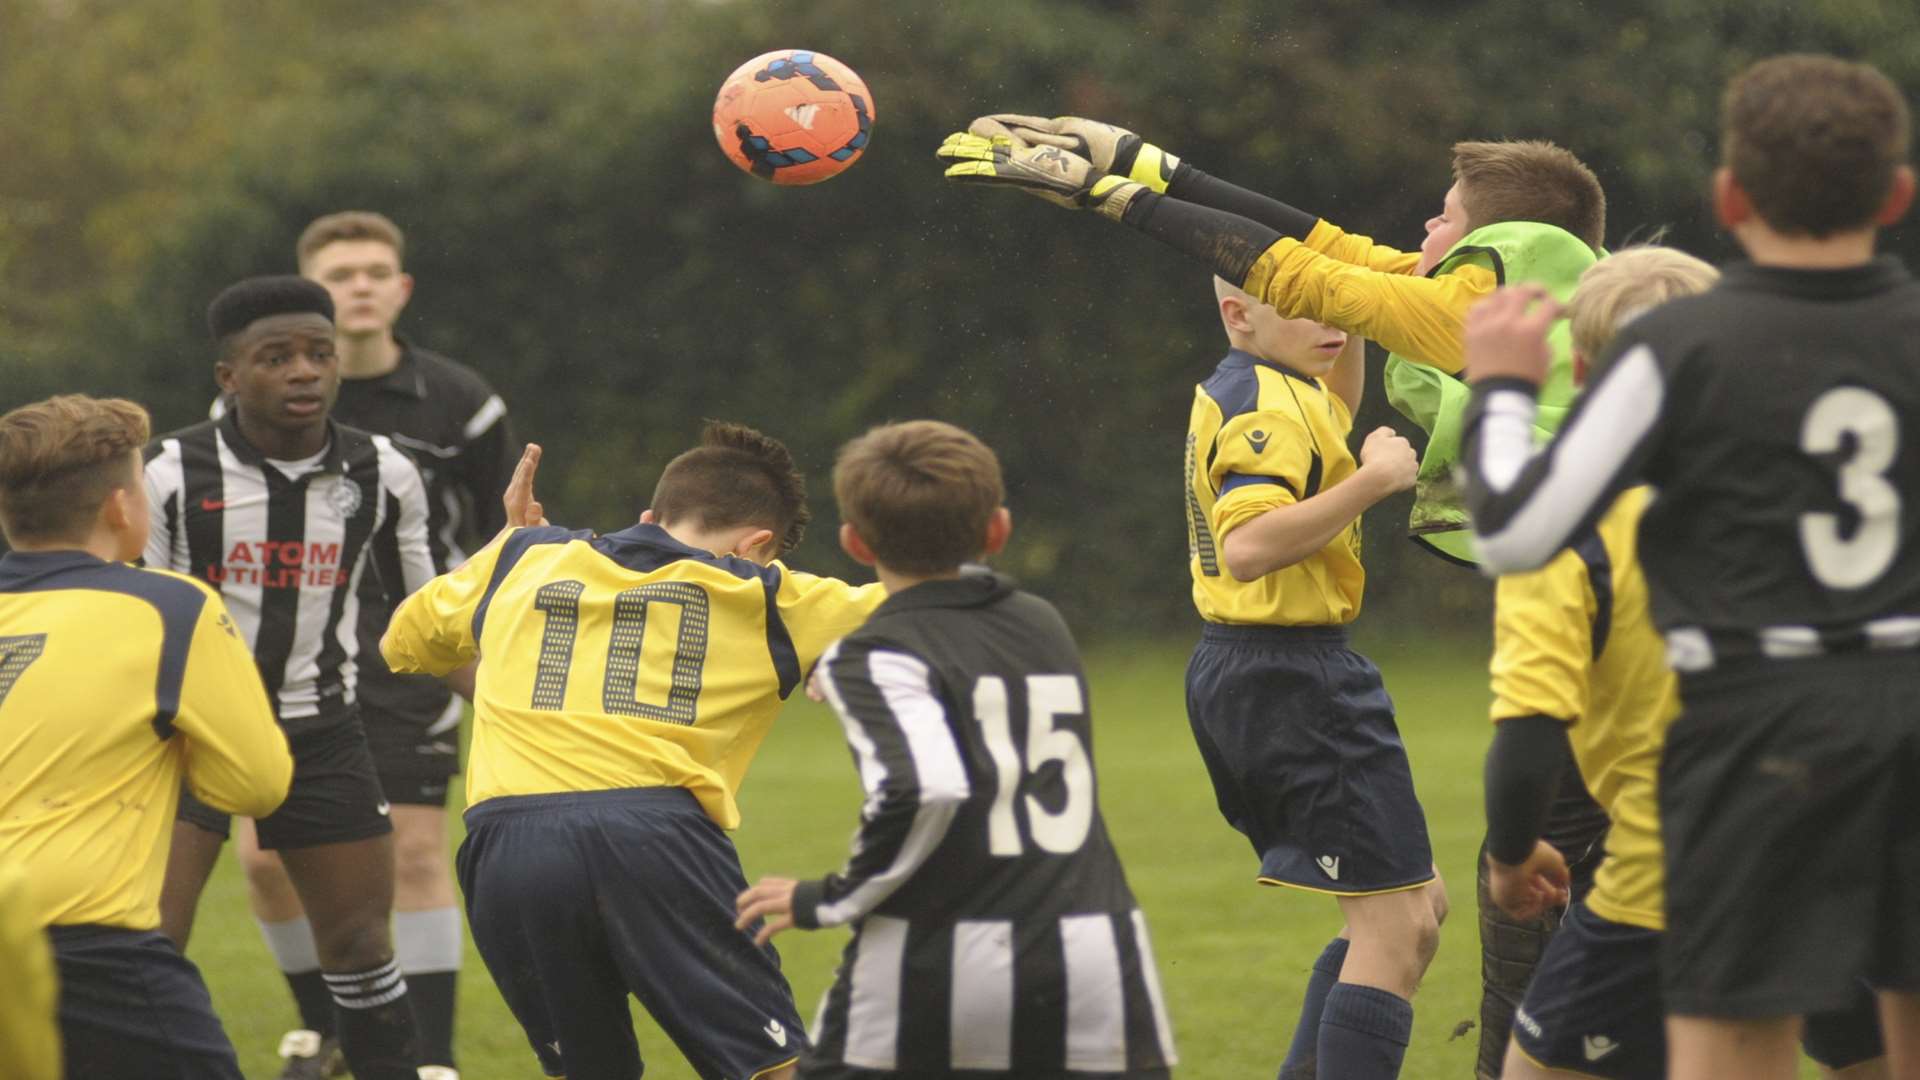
145, 276, 437, 1079
382, 422, 884, 1080
219, 208, 514, 1080
737, 420, 1177, 1080
1458, 54, 1920, 1080
0, 393, 292, 1078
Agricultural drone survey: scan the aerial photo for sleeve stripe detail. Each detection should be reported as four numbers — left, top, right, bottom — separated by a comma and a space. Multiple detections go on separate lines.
1477, 391, 1539, 493
462, 395, 507, 441
813, 646, 969, 927
1472, 345, 1665, 573
1219, 473, 1295, 498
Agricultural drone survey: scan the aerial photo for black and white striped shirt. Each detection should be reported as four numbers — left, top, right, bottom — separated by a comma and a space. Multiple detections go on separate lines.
795, 573, 1176, 1076
1462, 259, 1920, 671
143, 411, 437, 731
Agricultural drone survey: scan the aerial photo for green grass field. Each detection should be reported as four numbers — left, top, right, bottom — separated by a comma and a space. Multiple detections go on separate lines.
188, 633, 1828, 1078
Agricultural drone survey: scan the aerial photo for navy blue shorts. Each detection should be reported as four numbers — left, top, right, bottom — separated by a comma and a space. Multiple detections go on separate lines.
1184, 624, 1433, 894
1511, 901, 1663, 1079
50, 924, 243, 1079
458, 787, 806, 1080
1511, 902, 1886, 1074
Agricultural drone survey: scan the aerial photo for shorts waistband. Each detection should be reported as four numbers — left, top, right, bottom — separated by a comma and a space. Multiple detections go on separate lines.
47, 923, 162, 946
463, 786, 702, 827
1665, 616, 1920, 675
1199, 622, 1350, 647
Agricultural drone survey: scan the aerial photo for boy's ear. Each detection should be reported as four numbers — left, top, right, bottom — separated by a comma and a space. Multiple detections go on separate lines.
1876, 165, 1916, 226
732, 527, 776, 560
1712, 167, 1752, 231
981, 507, 1013, 557
213, 360, 237, 395
839, 522, 878, 568
1219, 295, 1250, 335
639, 508, 656, 524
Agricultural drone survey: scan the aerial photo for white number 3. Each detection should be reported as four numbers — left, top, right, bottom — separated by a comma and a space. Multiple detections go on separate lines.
973, 674, 1094, 856
1799, 386, 1903, 589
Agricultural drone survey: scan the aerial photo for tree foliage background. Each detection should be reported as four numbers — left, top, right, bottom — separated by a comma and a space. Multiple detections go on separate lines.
5, 0, 1918, 635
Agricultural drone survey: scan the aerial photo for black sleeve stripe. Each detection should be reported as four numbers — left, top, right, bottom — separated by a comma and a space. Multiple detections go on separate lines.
758, 564, 802, 700
1571, 529, 1613, 660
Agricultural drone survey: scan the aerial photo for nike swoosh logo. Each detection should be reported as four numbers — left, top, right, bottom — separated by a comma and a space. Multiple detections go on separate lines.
375, 801, 391, 816
201, 498, 227, 511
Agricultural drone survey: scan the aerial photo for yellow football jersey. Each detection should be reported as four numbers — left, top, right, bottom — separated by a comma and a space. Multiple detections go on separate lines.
0, 551, 291, 930
383, 523, 885, 828
0, 862, 60, 1080
1185, 350, 1365, 626
1241, 219, 1498, 376
1489, 487, 1675, 929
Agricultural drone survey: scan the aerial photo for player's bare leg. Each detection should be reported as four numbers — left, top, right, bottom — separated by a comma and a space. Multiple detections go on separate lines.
158, 819, 226, 948
1301, 875, 1444, 1078
391, 802, 463, 1073
279, 833, 420, 1080
238, 819, 341, 1075
1337, 876, 1447, 999
1667, 1015, 1800, 1080
1876, 991, 1920, 1080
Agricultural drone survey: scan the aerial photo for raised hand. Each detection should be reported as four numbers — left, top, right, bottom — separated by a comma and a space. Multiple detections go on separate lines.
503, 443, 548, 528
1464, 285, 1565, 385
937, 133, 1145, 220
968, 114, 1181, 192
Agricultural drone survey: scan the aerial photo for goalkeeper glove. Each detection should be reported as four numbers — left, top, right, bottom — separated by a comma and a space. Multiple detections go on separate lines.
936, 133, 1147, 221
967, 114, 1183, 193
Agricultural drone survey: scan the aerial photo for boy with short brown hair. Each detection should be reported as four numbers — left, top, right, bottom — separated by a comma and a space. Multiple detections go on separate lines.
738, 420, 1178, 1080
1461, 53, 1920, 1080
1, 393, 291, 1079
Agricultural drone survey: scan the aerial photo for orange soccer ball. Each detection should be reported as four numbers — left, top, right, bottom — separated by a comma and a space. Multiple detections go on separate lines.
712, 50, 875, 185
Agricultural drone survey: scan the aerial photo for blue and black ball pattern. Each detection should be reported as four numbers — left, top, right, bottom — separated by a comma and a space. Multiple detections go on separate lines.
733, 51, 873, 179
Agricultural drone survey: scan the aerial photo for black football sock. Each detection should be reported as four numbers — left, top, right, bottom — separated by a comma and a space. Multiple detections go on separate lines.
1278, 936, 1349, 1079
407, 971, 458, 1067
325, 959, 421, 1080
395, 906, 464, 1066
1317, 983, 1413, 1080
287, 970, 336, 1039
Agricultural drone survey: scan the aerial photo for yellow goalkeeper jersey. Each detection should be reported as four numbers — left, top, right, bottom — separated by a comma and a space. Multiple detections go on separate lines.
383, 523, 885, 828
0, 550, 290, 930
1185, 349, 1364, 626
1489, 487, 1676, 930
1241, 219, 1496, 376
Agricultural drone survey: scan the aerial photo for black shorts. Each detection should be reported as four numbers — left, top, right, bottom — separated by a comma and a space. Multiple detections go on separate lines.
1185, 623, 1433, 894
50, 924, 244, 1079
1660, 654, 1920, 1017
362, 694, 464, 807
177, 714, 394, 850
1510, 902, 1663, 1079
458, 787, 805, 1080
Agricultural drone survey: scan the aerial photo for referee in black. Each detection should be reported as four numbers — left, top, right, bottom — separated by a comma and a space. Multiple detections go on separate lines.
145, 276, 438, 1080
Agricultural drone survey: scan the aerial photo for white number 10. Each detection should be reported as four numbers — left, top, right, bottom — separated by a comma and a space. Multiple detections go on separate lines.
1799, 386, 1903, 590
972, 674, 1094, 856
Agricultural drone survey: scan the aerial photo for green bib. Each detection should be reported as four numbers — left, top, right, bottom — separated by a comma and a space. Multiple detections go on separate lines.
1382, 221, 1597, 565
